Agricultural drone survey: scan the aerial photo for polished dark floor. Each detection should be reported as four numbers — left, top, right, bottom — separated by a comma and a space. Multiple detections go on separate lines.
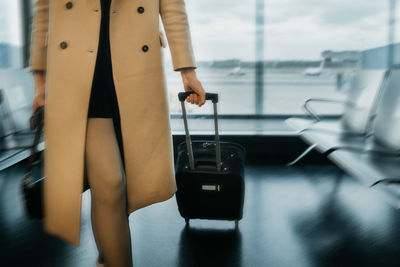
1, 161, 400, 267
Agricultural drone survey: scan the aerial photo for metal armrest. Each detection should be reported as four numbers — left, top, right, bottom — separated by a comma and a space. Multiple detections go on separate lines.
323, 146, 400, 188
303, 98, 346, 122
286, 143, 318, 166
299, 127, 371, 137
0, 129, 37, 141
0, 144, 39, 152
286, 132, 373, 167
323, 145, 400, 157
370, 178, 400, 187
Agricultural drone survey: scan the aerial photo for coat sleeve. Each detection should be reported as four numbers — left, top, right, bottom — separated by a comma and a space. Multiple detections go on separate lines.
159, 0, 197, 71
29, 0, 49, 72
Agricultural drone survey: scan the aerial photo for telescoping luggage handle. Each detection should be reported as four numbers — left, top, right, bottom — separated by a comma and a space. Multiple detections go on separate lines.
178, 91, 222, 172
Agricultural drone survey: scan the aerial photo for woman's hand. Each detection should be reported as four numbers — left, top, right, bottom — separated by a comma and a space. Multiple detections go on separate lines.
180, 68, 206, 107
32, 71, 46, 113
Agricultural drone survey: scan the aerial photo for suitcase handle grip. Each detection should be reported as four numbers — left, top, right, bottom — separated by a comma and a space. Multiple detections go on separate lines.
178, 91, 218, 103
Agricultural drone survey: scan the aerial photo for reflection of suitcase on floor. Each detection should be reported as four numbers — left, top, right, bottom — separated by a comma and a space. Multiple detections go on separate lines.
175, 91, 246, 228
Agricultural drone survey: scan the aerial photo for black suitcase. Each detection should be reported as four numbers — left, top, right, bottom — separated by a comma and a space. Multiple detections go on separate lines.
175, 91, 246, 228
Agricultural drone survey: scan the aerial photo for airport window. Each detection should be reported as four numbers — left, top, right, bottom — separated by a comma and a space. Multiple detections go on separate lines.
165, 0, 393, 116
0, 0, 25, 69
16, 0, 397, 117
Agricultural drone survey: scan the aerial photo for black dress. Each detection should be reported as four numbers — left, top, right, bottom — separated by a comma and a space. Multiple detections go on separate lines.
87, 0, 125, 167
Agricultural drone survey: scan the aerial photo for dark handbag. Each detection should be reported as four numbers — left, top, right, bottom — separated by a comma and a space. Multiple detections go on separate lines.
20, 106, 90, 219
20, 106, 46, 219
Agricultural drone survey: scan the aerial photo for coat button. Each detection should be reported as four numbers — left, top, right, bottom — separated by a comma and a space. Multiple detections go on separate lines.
142, 45, 149, 52
66, 1, 73, 9
60, 41, 68, 49
137, 6, 145, 14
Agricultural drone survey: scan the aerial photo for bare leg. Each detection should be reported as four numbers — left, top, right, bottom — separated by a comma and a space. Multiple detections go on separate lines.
85, 118, 133, 267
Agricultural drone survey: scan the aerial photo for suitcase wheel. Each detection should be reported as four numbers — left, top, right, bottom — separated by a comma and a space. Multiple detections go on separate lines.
234, 220, 239, 228
185, 218, 190, 225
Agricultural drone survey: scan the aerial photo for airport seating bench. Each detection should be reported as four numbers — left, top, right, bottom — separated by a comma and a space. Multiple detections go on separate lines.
0, 69, 44, 171
288, 118, 400, 208
286, 69, 400, 209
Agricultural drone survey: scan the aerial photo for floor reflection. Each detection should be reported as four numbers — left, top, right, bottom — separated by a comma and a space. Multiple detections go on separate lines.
177, 224, 242, 267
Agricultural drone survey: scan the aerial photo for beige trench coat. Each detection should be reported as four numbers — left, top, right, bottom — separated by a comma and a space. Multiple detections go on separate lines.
29, 0, 196, 247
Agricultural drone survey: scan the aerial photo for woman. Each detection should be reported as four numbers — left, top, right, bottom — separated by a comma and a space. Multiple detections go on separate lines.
30, 0, 205, 266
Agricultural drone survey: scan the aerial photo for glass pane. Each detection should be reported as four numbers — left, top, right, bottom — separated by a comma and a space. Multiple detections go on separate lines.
264, 0, 389, 115
165, 0, 392, 116
163, 0, 256, 115
0, 0, 24, 68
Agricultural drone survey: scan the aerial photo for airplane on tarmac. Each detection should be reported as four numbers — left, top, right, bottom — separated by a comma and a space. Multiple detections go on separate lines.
303, 60, 325, 76
228, 66, 246, 76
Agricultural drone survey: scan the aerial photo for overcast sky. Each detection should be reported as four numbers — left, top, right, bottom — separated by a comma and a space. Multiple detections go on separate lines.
184, 0, 395, 61
0, 0, 22, 46
0, 0, 397, 61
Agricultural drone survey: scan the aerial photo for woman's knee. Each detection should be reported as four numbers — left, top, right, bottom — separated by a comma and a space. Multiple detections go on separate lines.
88, 165, 125, 194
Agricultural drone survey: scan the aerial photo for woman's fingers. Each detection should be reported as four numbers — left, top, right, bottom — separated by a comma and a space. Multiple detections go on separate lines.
187, 94, 204, 105
186, 90, 205, 106
181, 69, 207, 107
32, 89, 45, 112
186, 94, 195, 104
184, 82, 206, 107
186, 94, 201, 105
